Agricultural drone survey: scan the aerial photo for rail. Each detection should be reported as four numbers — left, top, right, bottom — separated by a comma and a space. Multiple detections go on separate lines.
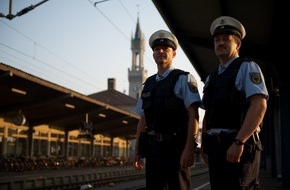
0, 162, 208, 190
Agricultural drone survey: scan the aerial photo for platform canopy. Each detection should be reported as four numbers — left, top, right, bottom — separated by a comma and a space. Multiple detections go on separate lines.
0, 63, 139, 140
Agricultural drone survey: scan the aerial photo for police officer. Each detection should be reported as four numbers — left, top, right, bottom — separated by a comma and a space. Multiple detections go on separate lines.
133, 29, 201, 190
201, 16, 269, 190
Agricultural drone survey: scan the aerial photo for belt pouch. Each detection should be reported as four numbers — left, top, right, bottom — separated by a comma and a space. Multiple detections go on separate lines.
138, 132, 149, 158
202, 133, 209, 154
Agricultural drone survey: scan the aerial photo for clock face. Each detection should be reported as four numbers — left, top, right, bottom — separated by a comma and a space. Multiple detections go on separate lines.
13, 113, 26, 126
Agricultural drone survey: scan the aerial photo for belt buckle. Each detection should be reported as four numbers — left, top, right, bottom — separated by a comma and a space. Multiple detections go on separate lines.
156, 134, 162, 141
150, 134, 162, 141
154, 133, 175, 141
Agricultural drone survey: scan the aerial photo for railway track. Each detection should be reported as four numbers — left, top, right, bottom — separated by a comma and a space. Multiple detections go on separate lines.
0, 162, 208, 190
95, 162, 209, 190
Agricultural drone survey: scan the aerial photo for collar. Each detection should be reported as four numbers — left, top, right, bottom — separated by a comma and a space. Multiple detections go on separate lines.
155, 67, 174, 81
218, 56, 239, 74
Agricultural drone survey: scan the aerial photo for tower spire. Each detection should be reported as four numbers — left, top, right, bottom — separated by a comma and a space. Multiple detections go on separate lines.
128, 14, 147, 99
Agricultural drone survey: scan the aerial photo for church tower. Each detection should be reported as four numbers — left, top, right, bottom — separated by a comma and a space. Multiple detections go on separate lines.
128, 17, 147, 99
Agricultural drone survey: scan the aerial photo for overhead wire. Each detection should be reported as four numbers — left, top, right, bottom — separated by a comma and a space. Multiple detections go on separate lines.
0, 42, 99, 93
1, 0, 156, 94
0, 47, 91, 93
87, 0, 130, 41
1, 0, 139, 94
0, 16, 106, 94
117, 0, 158, 68
87, 0, 156, 68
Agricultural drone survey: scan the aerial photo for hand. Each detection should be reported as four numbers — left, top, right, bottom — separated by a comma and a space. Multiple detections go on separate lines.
134, 158, 144, 170
133, 152, 144, 170
134, 159, 144, 170
180, 147, 195, 169
226, 143, 244, 163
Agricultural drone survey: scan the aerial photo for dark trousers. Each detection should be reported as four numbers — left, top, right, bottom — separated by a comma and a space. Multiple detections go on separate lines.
145, 140, 191, 190
205, 132, 262, 190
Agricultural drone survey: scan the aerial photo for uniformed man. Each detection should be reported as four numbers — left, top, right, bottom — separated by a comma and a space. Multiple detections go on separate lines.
201, 16, 269, 190
133, 29, 201, 190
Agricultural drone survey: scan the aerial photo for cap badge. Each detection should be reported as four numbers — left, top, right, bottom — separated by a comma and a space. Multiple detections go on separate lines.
159, 32, 165, 38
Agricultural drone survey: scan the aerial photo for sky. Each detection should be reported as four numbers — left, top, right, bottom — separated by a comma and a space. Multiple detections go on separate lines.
0, 0, 205, 96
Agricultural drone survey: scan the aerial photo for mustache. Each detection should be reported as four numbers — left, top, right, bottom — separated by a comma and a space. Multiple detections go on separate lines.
216, 45, 226, 50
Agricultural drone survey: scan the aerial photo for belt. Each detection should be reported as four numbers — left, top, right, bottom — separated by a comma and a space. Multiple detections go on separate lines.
205, 131, 260, 144
206, 132, 236, 143
149, 133, 177, 142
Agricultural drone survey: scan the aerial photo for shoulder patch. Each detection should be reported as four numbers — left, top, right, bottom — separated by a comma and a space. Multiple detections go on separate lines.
249, 72, 262, 84
188, 81, 198, 93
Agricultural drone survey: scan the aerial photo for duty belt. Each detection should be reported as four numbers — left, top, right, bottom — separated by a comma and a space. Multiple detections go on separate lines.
205, 131, 260, 144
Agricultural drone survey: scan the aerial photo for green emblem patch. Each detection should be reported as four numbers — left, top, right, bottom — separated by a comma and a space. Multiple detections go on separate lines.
249, 72, 262, 84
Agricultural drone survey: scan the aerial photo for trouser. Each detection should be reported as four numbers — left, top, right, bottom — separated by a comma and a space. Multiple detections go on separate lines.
145, 140, 191, 190
204, 132, 262, 190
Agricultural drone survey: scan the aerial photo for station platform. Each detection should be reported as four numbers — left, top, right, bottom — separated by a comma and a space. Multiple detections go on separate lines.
0, 164, 288, 190
95, 168, 287, 190
259, 168, 286, 190
82, 165, 287, 190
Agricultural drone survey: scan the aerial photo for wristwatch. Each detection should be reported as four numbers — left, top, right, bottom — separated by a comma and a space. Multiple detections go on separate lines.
234, 139, 244, 145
